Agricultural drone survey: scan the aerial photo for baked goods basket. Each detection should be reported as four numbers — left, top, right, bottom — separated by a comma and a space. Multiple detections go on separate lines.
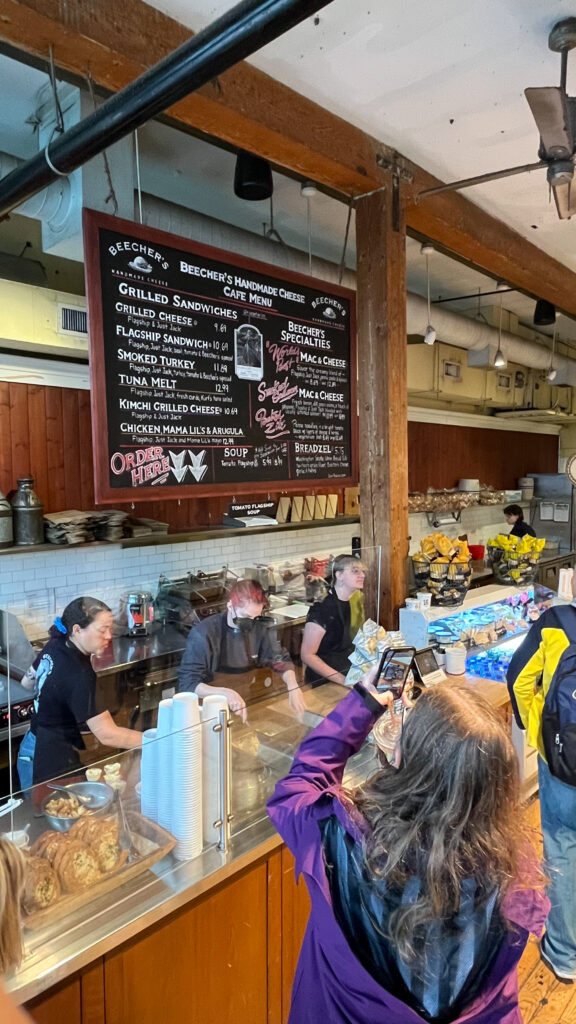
22, 810, 175, 930
486, 534, 546, 586
412, 532, 472, 607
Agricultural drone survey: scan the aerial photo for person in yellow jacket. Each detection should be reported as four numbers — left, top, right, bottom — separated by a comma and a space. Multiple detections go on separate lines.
506, 589, 576, 984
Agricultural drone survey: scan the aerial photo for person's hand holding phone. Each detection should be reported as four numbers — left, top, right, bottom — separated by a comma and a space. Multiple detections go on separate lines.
359, 666, 395, 710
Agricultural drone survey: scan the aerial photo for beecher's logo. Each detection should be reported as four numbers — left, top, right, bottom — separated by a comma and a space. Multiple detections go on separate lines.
107, 239, 169, 271
311, 296, 347, 319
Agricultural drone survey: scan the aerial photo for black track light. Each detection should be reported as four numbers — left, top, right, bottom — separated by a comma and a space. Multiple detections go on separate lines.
533, 299, 556, 326
234, 151, 273, 201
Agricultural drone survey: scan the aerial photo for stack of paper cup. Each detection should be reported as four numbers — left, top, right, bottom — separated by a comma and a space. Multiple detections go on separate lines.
201, 696, 229, 848
140, 728, 159, 822
171, 693, 203, 860
156, 698, 174, 831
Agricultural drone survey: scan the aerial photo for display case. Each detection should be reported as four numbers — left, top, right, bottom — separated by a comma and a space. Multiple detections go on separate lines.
401, 582, 552, 797
2, 672, 377, 1003
400, 582, 555, 668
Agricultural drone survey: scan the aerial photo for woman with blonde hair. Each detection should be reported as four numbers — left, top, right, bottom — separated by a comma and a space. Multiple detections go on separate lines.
301, 554, 366, 686
0, 838, 33, 1022
268, 676, 548, 1023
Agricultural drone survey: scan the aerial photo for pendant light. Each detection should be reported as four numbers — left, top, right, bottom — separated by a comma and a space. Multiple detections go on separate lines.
301, 181, 316, 275
494, 291, 507, 368
421, 243, 436, 345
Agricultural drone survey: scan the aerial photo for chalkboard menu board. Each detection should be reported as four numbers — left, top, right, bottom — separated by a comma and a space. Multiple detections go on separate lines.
83, 210, 357, 503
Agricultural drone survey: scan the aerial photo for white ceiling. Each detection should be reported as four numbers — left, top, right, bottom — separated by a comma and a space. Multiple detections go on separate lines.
147, 0, 576, 268
2, 0, 576, 346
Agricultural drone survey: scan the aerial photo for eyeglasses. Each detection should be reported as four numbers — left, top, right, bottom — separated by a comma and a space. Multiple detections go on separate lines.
345, 566, 366, 576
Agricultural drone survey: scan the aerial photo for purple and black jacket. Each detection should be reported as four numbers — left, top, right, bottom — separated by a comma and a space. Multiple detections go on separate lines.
267, 689, 548, 1024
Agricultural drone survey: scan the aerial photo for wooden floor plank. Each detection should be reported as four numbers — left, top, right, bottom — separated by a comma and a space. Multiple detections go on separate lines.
517, 936, 542, 989
517, 796, 576, 1022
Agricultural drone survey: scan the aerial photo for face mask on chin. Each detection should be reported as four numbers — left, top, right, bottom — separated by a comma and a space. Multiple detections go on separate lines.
232, 615, 257, 633
231, 608, 273, 632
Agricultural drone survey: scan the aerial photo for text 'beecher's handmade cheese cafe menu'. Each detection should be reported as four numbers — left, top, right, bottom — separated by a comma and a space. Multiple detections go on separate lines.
83, 211, 357, 503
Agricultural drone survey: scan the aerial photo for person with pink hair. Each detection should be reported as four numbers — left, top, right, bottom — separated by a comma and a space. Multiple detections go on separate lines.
178, 578, 306, 720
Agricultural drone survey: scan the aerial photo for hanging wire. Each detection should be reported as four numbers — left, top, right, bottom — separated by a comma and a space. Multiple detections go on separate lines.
338, 198, 354, 285
86, 72, 119, 216
494, 291, 506, 367
264, 194, 287, 246
306, 194, 312, 276
134, 128, 143, 224
548, 325, 558, 381
48, 46, 65, 136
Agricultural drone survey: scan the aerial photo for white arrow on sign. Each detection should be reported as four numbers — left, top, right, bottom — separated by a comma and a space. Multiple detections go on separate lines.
189, 450, 208, 482
169, 450, 188, 483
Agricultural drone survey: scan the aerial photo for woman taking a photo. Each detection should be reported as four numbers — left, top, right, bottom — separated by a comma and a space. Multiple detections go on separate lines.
268, 676, 547, 1024
18, 596, 142, 787
300, 554, 365, 687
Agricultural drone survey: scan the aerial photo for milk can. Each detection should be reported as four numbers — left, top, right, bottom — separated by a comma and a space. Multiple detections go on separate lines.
0, 488, 13, 548
10, 477, 44, 546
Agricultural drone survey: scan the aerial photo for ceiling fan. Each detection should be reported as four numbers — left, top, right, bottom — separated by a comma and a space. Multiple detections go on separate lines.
418, 18, 576, 220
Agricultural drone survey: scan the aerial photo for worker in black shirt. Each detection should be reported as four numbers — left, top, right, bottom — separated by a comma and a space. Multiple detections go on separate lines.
301, 554, 366, 687
17, 596, 142, 787
504, 504, 536, 539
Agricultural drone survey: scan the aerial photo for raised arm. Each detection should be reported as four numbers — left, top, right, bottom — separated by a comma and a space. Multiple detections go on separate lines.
267, 684, 389, 858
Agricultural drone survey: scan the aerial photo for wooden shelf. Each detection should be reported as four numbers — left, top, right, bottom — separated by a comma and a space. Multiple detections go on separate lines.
0, 516, 360, 557
120, 515, 359, 548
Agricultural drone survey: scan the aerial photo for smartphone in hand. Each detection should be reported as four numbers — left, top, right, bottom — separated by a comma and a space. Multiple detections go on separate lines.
376, 647, 416, 699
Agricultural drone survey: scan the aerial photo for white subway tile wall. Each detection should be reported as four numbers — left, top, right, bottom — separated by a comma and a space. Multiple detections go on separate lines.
408, 504, 529, 554
0, 523, 358, 637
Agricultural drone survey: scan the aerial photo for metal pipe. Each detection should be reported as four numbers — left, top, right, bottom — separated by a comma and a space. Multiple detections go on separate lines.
407, 291, 576, 385
0, 0, 333, 219
418, 161, 547, 200
215, 708, 232, 852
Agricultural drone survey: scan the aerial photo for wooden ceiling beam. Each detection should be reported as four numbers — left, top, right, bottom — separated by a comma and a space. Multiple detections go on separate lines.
2, 0, 576, 317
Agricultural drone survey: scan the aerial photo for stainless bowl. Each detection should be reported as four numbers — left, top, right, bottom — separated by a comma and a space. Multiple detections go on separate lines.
42, 781, 115, 832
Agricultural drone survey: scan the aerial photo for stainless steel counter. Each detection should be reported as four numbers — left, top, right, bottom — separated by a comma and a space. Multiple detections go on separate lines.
92, 624, 187, 676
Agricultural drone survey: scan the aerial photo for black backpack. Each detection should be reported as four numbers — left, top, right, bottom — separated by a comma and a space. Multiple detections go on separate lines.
542, 643, 576, 787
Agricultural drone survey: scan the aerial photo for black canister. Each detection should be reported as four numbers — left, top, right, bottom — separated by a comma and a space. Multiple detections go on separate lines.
10, 477, 44, 546
0, 488, 13, 548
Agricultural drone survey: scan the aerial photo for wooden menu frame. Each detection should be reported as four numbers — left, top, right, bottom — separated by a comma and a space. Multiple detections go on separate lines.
83, 210, 357, 504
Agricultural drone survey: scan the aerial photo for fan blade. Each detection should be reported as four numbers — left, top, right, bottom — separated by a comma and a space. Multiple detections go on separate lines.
552, 180, 576, 219
525, 87, 574, 159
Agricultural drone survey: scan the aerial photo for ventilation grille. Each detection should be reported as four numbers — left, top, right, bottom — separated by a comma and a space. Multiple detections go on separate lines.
59, 304, 87, 336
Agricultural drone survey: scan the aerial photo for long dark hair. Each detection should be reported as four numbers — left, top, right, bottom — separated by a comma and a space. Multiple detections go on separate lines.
49, 596, 111, 639
354, 685, 542, 960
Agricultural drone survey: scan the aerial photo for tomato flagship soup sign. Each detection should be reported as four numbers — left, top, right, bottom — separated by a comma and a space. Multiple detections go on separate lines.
83, 211, 357, 502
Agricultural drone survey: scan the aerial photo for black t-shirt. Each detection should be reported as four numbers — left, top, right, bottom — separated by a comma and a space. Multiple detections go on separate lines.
31, 635, 97, 784
509, 520, 536, 538
304, 590, 353, 685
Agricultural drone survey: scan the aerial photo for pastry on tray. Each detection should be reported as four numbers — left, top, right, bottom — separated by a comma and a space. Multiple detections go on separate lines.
70, 818, 124, 872
56, 843, 101, 892
22, 855, 61, 913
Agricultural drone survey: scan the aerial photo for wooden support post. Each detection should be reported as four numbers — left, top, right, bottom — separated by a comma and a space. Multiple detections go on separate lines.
356, 181, 409, 628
